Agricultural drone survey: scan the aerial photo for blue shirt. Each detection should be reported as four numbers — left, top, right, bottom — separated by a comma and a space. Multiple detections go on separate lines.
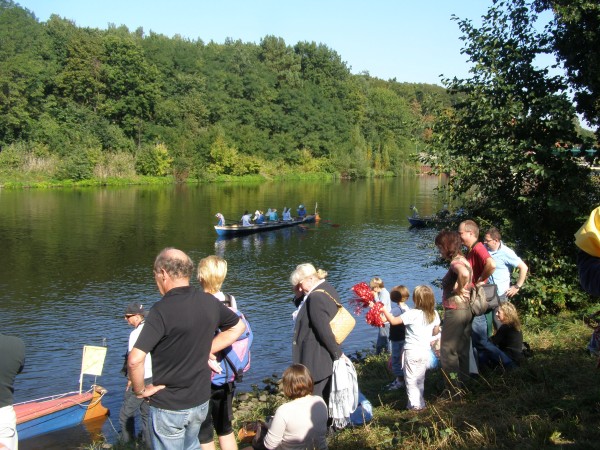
489, 241, 524, 295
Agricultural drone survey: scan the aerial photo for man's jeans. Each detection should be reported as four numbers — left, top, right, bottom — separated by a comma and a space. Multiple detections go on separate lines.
150, 400, 209, 450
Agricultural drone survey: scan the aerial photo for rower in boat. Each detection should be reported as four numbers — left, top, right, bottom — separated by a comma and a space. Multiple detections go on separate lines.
253, 210, 265, 224
297, 204, 306, 219
241, 211, 252, 227
282, 207, 292, 221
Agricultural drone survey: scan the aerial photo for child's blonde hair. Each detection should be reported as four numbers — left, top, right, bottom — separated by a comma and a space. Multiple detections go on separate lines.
390, 285, 410, 304
369, 277, 385, 290
413, 285, 436, 324
197, 255, 227, 294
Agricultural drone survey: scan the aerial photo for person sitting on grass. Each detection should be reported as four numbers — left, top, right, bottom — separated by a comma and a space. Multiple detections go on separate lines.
248, 364, 328, 450
381, 285, 441, 411
478, 302, 523, 370
385, 285, 411, 390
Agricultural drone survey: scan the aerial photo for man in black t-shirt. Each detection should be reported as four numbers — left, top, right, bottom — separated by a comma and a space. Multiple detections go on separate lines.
128, 248, 244, 450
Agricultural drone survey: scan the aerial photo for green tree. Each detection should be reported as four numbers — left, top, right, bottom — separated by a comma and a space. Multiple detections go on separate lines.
101, 33, 161, 143
0, 0, 52, 143
535, 0, 600, 135
428, 0, 595, 313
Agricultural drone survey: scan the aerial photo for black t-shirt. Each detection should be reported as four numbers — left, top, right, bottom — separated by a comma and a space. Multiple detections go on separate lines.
135, 285, 240, 410
491, 325, 523, 364
0, 334, 25, 407
389, 322, 406, 342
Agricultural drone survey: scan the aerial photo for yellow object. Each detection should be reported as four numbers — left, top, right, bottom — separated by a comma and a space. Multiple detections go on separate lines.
575, 206, 600, 257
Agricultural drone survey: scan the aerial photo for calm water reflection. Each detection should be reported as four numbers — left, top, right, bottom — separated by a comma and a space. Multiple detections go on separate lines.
0, 177, 448, 447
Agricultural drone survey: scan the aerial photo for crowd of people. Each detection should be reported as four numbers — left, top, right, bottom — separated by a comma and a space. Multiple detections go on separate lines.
2, 207, 599, 450
363, 219, 530, 407
119, 253, 341, 450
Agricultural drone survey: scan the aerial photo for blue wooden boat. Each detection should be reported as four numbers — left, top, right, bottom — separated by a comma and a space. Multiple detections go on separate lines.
15, 385, 109, 440
214, 214, 317, 236
15, 344, 109, 440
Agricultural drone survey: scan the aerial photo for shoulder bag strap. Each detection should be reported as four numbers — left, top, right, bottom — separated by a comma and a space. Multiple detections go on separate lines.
313, 289, 342, 308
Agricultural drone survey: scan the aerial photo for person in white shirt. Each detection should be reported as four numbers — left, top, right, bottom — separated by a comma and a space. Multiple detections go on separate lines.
382, 286, 441, 410
119, 302, 153, 448
241, 211, 252, 226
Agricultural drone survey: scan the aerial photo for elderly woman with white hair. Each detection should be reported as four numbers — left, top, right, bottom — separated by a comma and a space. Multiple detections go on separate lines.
289, 263, 342, 406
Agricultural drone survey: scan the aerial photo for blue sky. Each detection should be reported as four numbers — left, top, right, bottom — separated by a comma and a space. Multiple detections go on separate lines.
17, 0, 495, 85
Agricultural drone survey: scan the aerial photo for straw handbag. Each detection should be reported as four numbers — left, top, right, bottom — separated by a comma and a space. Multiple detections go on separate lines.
314, 289, 356, 344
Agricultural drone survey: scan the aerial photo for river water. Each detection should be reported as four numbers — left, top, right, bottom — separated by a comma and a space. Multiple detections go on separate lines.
0, 176, 448, 448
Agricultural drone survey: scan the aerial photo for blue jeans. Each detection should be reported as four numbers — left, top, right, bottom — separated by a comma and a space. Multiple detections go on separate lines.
376, 324, 391, 354
390, 340, 405, 378
472, 314, 506, 370
477, 343, 516, 370
150, 400, 209, 450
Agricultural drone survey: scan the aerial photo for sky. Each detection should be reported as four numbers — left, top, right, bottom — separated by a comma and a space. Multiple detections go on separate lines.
16, 0, 495, 86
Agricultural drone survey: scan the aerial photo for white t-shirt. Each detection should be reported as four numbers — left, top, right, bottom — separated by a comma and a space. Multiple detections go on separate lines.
401, 309, 441, 352
129, 322, 152, 379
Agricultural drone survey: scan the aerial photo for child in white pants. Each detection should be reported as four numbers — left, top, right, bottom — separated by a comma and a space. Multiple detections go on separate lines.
382, 285, 440, 410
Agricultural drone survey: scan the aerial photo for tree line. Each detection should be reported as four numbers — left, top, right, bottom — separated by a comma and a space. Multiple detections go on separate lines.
0, 0, 454, 182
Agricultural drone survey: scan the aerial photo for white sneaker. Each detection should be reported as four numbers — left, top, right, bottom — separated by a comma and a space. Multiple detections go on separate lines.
387, 379, 405, 390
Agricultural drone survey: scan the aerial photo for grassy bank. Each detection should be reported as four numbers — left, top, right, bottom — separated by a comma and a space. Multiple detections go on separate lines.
91, 308, 600, 449
0, 172, 342, 189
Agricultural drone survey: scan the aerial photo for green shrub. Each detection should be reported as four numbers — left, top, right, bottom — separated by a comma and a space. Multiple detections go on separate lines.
93, 152, 136, 179
56, 149, 101, 181
135, 143, 173, 176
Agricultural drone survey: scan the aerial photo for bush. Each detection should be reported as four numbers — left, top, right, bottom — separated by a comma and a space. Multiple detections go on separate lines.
0, 142, 26, 171
135, 143, 173, 176
56, 148, 101, 181
93, 152, 136, 179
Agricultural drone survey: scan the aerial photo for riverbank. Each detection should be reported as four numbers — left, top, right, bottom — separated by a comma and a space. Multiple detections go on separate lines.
0, 173, 344, 189
89, 307, 600, 449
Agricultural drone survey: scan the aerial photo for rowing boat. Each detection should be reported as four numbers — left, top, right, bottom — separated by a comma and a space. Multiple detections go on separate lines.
15, 344, 110, 440
214, 214, 316, 236
15, 385, 109, 440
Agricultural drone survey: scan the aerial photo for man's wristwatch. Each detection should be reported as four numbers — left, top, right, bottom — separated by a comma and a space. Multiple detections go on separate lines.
514, 285, 521, 289
134, 387, 146, 396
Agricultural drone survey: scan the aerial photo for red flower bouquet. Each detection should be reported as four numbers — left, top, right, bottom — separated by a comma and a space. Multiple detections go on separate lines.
350, 282, 385, 327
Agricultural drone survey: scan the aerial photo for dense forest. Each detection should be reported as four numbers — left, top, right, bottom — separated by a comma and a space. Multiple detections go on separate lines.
0, 0, 461, 182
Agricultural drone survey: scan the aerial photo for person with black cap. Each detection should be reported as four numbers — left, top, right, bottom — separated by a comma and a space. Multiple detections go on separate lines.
119, 301, 153, 448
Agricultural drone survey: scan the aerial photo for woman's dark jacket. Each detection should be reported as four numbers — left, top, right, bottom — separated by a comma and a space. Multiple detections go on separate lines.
292, 280, 342, 382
